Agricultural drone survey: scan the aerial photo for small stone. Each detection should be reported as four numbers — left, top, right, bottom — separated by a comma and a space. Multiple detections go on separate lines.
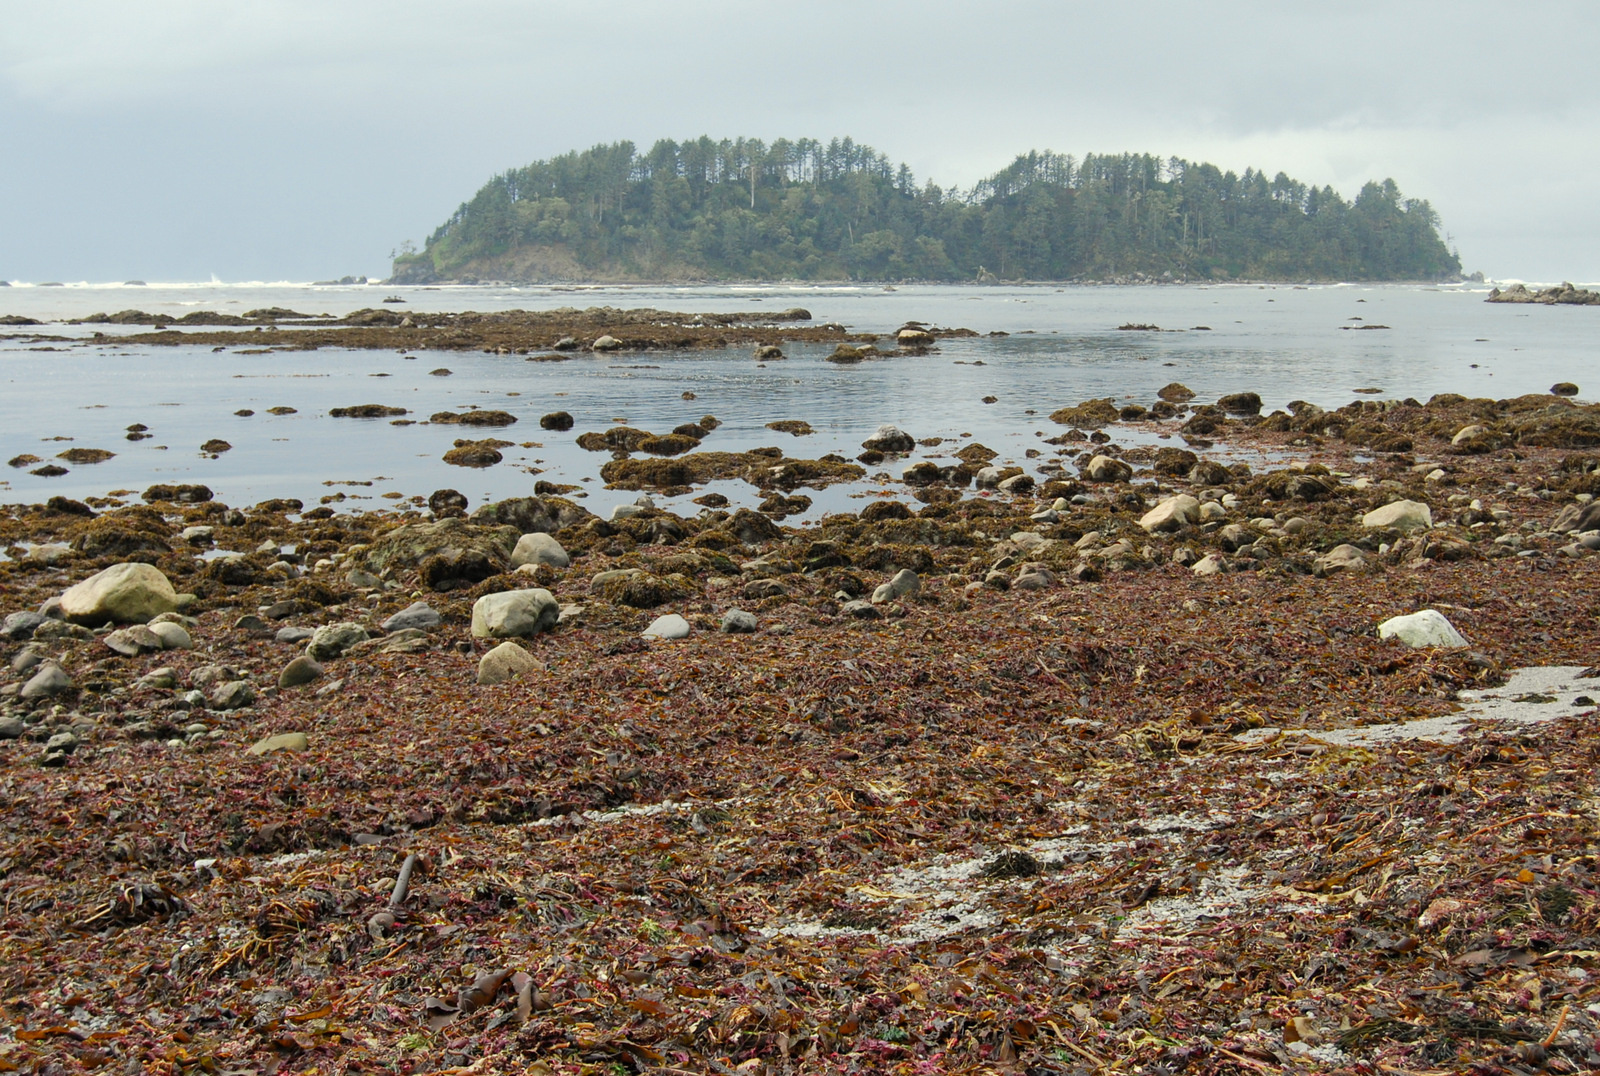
234, 614, 270, 633
1191, 553, 1228, 576
209, 680, 257, 710
870, 569, 920, 604
11, 648, 41, 673
44, 731, 78, 754
998, 473, 1035, 495
346, 568, 383, 589
720, 609, 758, 634
840, 599, 882, 619
21, 664, 72, 699
477, 640, 542, 685
247, 732, 308, 756
1378, 609, 1469, 648
510, 532, 570, 569
262, 601, 300, 620
1138, 494, 1199, 533
1216, 524, 1254, 552
305, 622, 370, 660
0, 718, 24, 740
1013, 567, 1057, 590
591, 334, 623, 352
1313, 544, 1370, 577
33, 620, 93, 642
275, 625, 315, 644
136, 666, 177, 689
278, 655, 325, 688
1085, 455, 1133, 482
641, 614, 690, 640
1, 611, 45, 640
381, 601, 441, 632
103, 625, 165, 657
147, 621, 193, 649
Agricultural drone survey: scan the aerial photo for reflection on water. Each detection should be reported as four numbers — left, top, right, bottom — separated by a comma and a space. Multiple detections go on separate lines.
1, 283, 1592, 515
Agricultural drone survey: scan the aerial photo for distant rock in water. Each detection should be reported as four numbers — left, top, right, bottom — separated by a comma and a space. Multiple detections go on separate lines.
1488, 282, 1600, 306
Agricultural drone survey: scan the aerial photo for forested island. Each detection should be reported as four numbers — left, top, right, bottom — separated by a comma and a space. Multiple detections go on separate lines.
390, 136, 1461, 285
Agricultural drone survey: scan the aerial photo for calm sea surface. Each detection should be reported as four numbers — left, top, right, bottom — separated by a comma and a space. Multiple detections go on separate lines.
1, 282, 1594, 520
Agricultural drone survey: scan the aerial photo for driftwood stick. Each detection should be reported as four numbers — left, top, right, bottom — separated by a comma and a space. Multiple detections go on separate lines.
389, 853, 419, 911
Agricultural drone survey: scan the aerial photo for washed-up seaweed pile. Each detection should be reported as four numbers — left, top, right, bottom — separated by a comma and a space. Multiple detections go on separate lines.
2, 384, 1600, 1073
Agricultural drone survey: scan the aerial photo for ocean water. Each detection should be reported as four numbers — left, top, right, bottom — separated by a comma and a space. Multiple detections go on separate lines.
0, 281, 1594, 519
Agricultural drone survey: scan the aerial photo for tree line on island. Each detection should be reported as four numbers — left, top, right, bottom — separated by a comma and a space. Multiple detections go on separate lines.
390, 136, 1461, 284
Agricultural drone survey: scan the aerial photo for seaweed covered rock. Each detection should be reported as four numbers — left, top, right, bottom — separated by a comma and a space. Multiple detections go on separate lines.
539, 411, 575, 431
69, 510, 172, 559
442, 439, 507, 467
1050, 398, 1120, 428
430, 410, 518, 427
576, 427, 655, 453
352, 518, 517, 576
1216, 392, 1263, 416
472, 495, 590, 534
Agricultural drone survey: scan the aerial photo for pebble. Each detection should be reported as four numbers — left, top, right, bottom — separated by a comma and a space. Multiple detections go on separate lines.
12, 648, 42, 674
1190, 553, 1228, 576
841, 600, 882, 619
0, 718, 25, 740
275, 625, 315, 644
234, 614, 270, 633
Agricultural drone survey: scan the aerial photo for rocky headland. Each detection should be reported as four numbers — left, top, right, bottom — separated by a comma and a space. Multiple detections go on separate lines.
3, 361, 1600, 1070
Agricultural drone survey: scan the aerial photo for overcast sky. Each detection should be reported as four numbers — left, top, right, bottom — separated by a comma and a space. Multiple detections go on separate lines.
2, 1, 1595, 283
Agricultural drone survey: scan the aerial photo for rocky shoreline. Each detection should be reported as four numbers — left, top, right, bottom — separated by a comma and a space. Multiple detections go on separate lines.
4, 370, 1600, 1070
1487, 282, 1600, 306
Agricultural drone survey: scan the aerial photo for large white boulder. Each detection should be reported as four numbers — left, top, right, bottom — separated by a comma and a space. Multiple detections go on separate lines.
1139, 494, 1199, 533
60, 563, 179, 624
1363, 499, 1432, 531
1378, 609, 1468, 648
641, 613, 690, 640
510, 532, 570, 569
471, 588, 559, 638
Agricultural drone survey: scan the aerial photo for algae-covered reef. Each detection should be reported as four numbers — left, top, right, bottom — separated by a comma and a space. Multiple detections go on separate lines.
391, 136, 1461, 285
